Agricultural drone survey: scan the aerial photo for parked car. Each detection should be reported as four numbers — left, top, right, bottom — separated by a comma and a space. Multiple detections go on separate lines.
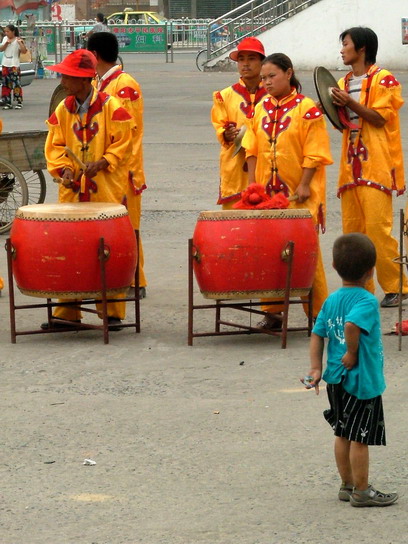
107, 10, 166, 25
0, 52, 35, 87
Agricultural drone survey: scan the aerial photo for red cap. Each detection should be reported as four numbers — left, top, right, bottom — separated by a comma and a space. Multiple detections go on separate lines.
46, 49, 97, 77
229, 37, 265, 62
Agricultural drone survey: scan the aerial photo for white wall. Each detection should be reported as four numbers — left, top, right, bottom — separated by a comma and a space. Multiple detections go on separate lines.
212, 0, 408, 70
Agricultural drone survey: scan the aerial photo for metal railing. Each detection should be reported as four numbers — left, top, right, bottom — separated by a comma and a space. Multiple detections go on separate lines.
201, 0, 322, 64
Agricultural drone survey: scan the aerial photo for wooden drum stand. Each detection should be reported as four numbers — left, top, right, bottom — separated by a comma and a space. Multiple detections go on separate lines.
188, 238, 313, 349
6, 234, 141, 345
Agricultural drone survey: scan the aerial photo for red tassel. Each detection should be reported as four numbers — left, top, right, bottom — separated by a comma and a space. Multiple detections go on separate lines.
233, 184, 290, 210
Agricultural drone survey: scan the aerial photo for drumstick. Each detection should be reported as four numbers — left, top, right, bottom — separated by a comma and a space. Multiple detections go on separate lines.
288, 195, 299, 202
64, 146, 87, 170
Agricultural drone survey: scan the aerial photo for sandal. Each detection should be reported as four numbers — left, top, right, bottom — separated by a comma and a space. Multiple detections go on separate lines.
257, 313, 283, 330
338, 483, 353, 501
350, 485, 398, 507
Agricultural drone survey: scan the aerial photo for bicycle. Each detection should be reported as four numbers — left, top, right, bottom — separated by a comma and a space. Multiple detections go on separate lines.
195, 48, 209, 71
196, 35, 230, 72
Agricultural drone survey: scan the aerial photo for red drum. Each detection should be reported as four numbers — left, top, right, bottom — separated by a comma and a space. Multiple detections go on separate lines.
192, 209, 318, 299
10, 202, 137, 299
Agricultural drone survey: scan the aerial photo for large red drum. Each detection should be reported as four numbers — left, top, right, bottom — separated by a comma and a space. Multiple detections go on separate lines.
10, 202, 137, 299
192, 209, 318, 299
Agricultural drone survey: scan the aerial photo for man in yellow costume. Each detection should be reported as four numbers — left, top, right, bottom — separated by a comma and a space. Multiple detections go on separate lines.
42, 49, 134, 330
87, 32, 147, 298
332, 26, 408, 307
211, 37, 266, 209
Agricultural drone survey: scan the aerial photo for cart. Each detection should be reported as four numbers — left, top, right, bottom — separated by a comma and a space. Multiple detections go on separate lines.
0, 130, 48, 234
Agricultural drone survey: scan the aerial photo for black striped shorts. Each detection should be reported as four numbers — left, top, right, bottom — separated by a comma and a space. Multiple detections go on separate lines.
324, 382, 386, 446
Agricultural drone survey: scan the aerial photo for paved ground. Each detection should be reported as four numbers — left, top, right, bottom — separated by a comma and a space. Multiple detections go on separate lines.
0, 52, 408, 543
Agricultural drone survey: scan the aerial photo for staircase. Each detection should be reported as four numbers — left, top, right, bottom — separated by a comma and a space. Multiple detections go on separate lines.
202, 0, 323, 67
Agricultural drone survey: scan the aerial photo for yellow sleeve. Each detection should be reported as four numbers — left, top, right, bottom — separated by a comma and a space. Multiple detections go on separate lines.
242, 115, 258, 158
211, 90, 230, 147
369, 71, 404, 122
103, 123, 133, 173
301, 101, 333, 168
45, 110, 75, 179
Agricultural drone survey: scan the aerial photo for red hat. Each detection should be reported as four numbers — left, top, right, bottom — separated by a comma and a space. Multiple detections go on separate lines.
46, 49, 97, 77
229, 37, 265, 62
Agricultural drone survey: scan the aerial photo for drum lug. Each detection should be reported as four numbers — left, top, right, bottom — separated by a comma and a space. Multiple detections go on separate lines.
9, 242, 17, 260
192, 245, 201, 263
281, 242, 293, 262
98, 245, 111, 261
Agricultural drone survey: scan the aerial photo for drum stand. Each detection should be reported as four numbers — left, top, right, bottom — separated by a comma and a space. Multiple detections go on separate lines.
395, 209, 408, 351
188, 238, 313, 349
6, 233, 141, 345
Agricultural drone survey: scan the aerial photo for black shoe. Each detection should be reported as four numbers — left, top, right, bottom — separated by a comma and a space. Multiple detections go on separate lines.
380, 293, 408, 308
139, 286, 146, 299
107, 317, 123, 331
41, 318, 81, 330
257, 313, 283, 330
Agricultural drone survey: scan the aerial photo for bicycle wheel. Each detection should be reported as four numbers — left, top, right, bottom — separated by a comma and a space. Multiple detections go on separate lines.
0, 157, 28, 234
196, 49, 208, 71
23, 170, 47, 204
117, 54, 124, 69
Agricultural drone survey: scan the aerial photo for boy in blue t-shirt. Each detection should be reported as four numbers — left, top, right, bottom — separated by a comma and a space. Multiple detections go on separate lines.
304, 233, 398, 507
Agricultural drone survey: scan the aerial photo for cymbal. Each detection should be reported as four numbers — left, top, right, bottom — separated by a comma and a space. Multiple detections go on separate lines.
49, 84, 68, 117
313, 66, 344, 131
232, 124, 247, 157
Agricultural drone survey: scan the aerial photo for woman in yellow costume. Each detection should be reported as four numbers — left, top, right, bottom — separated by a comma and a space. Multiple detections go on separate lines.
211, 37, 266, 209
243, 53, 333, 327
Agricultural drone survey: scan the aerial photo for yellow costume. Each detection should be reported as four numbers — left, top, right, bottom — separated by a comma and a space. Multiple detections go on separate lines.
338, 65, 408, 295
211, 78, 266, 208
98, 65, 147, 288
45, 88, 134, 321
243, 89, 333, 315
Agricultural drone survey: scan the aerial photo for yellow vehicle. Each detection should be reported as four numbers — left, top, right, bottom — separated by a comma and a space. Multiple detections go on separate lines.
107, 10, 167, 25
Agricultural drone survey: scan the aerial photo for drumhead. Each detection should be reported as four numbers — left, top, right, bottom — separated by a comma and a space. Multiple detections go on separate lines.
15, 202, 129, 221
198, 208, 313, 220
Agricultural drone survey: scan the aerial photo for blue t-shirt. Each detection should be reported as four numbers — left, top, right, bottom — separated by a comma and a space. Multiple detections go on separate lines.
313, 287, 385, 400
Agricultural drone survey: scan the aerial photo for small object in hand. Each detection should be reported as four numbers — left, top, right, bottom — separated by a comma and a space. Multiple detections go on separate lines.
301, 375, 315, 389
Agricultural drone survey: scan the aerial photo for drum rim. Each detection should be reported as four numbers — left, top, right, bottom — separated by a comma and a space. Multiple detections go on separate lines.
197, 209, 313, 220
15, 202, 129, 221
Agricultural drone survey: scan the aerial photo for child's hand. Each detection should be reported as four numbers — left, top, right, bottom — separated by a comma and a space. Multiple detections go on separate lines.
300, 370, 321, 395
342, 350, 358, 370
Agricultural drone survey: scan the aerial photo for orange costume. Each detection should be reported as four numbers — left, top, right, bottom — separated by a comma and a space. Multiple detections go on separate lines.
338, 65, 408, 295
243, 88, 333, 315
45, 87, 134, 321
211, 78, 266, 208
97, 65, 147, 288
